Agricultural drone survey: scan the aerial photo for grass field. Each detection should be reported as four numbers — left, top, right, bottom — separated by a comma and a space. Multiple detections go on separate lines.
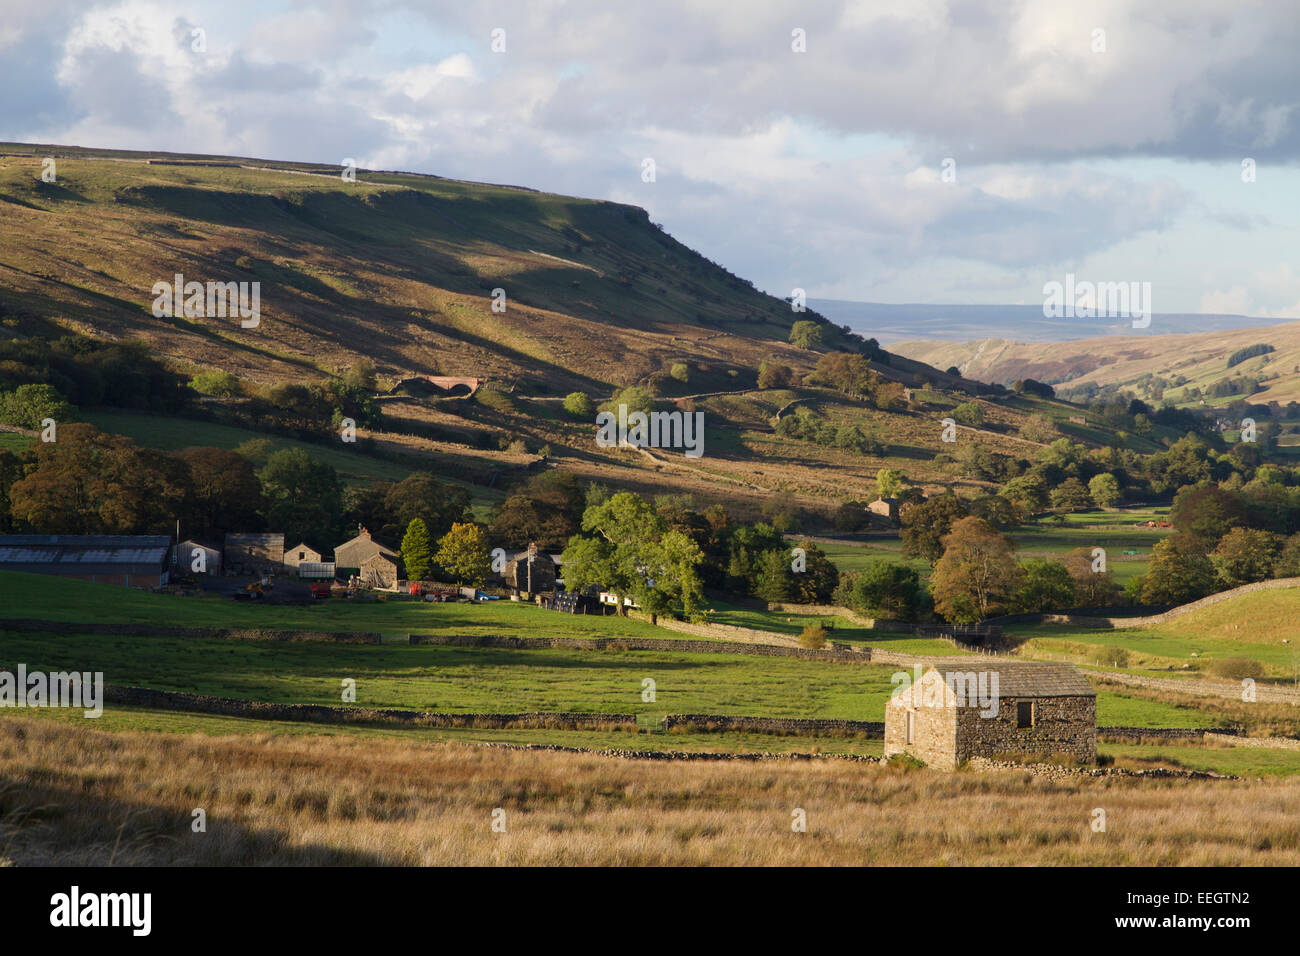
1009, 586, 1300, 676
4, 716, 1299, 865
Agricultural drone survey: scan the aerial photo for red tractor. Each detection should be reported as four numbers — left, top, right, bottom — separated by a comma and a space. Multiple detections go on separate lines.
309, 583, 332, 600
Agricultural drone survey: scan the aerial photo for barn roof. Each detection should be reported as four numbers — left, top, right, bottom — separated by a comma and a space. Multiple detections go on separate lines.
931, 663, 1095, 698
225, 533, 284, 545
0, 535, 170, 568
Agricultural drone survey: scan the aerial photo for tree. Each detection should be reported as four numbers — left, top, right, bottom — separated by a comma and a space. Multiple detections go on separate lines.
1274, 532, 1300, 578
561, 491, 704, 617
260, 448, 344, 547
381, 473, 472, 543
789, 320, 823, 349
1049, 477, 1093, 513
757, 362, 794, 389
1020, 415, 1058, 444
968, 494, 1021, 531
875, 468, 905, 500
1088, 473, 1122, 508
176, 447, 263, 537
342, 359, 377, 392
752, 548, 793, 603
1002, 474, 1049, 513
1064, 547, 1122, 607
900, 495, 969, 564
1141, 536, 1216, 605
952, 401, 983, 427
1211, 528, 1282, 588
834, 562, 922, 621
930, 517, 1022, 623
401, 517, 434, 581
488, 470, 585, 549
0, 383, 75, 429
789, 540, 838, 603
1169, 485, 1246, 550
804, 352, 878, 398
1016, 559, 1075, 613
602, 386, 655, 416
189, 371, 243, 398
434, 522, 491, 586
563, 391, 594, 418
9, 423, 191, 534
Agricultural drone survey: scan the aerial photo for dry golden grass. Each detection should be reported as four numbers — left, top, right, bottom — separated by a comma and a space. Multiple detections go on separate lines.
2, 717, 1298, 865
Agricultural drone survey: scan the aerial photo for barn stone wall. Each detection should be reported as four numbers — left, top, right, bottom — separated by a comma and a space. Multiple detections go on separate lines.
884, 696, 958, 769
954, 695, 1096, 766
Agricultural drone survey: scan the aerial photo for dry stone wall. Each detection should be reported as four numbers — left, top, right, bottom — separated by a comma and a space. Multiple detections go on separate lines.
410, 632, 874, 662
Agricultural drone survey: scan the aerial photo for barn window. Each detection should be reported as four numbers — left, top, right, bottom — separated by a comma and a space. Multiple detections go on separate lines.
299, 551, 306, 560
905, 710, 915, 745
1016, 701, 1034, 729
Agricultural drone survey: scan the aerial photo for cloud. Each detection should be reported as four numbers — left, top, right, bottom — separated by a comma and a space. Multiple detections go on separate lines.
0, 0, 1295, 310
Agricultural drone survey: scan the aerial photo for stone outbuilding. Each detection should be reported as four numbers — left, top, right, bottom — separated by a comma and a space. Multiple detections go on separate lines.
334, 528, 398, 575
359, 552, 402, 589
884, 663, 1096, 770
504, 542, 557, 595
224, 533, 284, 575
283, 542, 322, 572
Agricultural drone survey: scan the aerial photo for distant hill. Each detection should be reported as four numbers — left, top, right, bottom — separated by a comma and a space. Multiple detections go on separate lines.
811, 299, 1283, 345
888, 322, 1300, 406
0, 143, 1173, 517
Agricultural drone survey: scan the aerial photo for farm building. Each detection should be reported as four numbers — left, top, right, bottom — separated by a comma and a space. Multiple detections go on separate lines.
503, 543, 557, 595
359, 552, 402, 589
867, 497, 899, 520
334, 528, 398, 574
283, 542, 322, 572
0, 535, 172, 588
176, 539, 221, 575
884, 663, 1096, 770
224, 533, 284, 575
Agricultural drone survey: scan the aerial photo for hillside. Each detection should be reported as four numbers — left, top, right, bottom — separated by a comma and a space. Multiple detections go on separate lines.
0, 143, 1163, 516
891, 322, 1300, 407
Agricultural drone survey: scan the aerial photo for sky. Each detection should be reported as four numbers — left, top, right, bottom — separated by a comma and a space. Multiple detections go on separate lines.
2, 0, 1299, 318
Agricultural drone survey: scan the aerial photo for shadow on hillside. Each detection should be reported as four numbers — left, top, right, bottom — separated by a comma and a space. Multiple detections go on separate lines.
0, 775, 391, 866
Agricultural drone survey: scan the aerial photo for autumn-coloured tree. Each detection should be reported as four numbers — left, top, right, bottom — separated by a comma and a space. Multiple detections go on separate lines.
434, 522, 491, 586
9, 423, 190, 534
930, 516, 1022, 624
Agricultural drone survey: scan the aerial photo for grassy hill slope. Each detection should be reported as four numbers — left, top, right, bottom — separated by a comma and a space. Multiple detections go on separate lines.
891, 322, 1300, 406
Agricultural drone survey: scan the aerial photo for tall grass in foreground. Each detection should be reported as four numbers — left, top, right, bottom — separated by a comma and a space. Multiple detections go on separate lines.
1, 718, 1298, 865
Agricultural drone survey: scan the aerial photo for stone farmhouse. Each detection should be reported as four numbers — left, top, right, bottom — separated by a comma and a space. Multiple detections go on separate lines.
503, 543, 557, 595
334, 528, 399, 575
885, 663, 1096, 770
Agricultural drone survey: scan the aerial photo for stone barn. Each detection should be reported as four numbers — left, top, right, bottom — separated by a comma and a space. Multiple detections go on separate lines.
504, 542, 557, 595
884, 663, 1096, 770
283, 542, 322, 573
224, 533, 284, 575
334, 528, 398, 575
359, 552, 402, 589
